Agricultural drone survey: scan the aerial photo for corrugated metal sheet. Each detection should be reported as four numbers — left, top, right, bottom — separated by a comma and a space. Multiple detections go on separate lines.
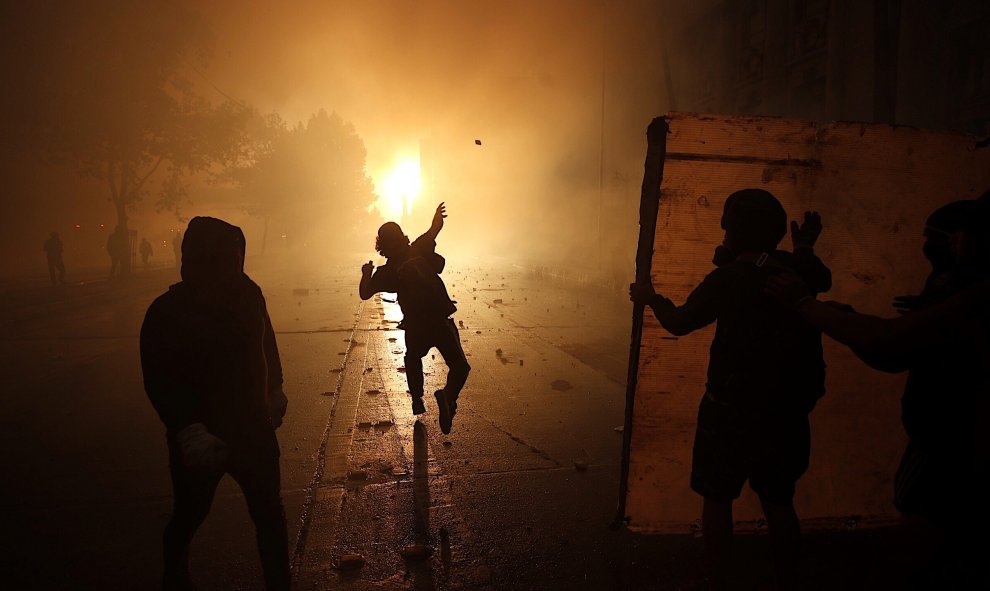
621, 112, 990, 533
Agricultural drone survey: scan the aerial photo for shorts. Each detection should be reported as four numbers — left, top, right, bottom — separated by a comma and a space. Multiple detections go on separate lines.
690, 394, 811, 504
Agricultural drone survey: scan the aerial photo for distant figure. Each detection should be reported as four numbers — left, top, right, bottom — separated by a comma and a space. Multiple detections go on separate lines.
43, 231, 66, 286
359, 202, 470, 434
107, 225, 128, 279
141, 217, 290, 591
631, 189, 832, 591
139, 237, 154, 270
768, 193, 990, 588
172, 231, 183, 269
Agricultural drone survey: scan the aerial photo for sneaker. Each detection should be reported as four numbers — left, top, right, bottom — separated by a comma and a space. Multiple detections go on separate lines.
411, 396, 426, 415
435, 389, 453, 434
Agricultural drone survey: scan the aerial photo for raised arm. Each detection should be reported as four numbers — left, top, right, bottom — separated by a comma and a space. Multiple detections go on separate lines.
790, 211, 832, 293
425, 202, 447, 241
359, 260, 376, 300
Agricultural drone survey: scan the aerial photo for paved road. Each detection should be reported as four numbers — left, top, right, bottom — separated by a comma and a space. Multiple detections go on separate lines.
1, 257, 919, 590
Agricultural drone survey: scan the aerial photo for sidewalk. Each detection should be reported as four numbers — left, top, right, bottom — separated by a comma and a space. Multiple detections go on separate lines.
291, 296, 497, 590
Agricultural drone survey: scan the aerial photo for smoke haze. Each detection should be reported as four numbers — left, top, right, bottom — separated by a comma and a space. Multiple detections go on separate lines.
1, 0, 669, 276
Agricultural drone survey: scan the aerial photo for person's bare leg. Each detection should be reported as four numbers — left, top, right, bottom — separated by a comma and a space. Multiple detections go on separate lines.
702, 497, 733, 590
760, 497, 800, 591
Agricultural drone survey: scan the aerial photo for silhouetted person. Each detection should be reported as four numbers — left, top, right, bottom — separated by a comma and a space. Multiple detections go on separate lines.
43, 231, 65, 286
141, 216, 290, 591
107, 225, 128, 279
140, 237, 154, 270
893, 200, 977, 313
173, 231, 183, 269
631, 189, 832, 591
359, 202, 469, 434
768, 193, 990, 589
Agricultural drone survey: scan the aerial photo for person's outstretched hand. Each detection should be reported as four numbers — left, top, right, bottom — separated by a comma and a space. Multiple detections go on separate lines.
765, 271, 814, 308
434, 202, 447, 225
362, 260, 374, 276
791, 211, 822, 249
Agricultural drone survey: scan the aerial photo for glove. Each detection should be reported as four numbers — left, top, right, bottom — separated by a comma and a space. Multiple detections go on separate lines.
790, 211, 822, 250
268, 387, 288, 429
176, 423, 228, 473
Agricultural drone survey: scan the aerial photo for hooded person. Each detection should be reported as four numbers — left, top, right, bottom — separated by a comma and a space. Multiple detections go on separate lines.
631, 189, 832, 590
140, 216, 290, 591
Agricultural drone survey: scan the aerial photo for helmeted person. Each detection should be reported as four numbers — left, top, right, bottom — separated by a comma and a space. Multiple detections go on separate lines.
893, 199, 977, 313
359, 202, 470, 434
768, 192, 990, 587
631, 189, 832, 591
141, 216, 290, 591
43, 231, 66, 286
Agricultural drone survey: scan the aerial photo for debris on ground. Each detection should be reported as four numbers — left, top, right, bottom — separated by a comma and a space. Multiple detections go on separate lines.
321, 391, 335, 397
398, 367, 406, 373
338, 553, 365, 570
519, 359, 524, 366
376, 419, 394, 428
493, 298, 503, 305
357, 421, 373, 429
442, 440, 452, 447
495, 348, 503, 357
400, 545, 433, 560
551, 379, 573, 391
366, 389, 380, 395
475, 330, 481, 334
574, 461, 589, 472
614, 426, 624, 433
458, 320, 464, 328
346, 469, 369, 481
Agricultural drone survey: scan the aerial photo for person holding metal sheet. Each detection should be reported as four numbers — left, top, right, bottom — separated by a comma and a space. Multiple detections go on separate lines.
141, 216, 290, 591
768, 194, 990, 588
631, 189, 832, 591
359, 202, 469, 435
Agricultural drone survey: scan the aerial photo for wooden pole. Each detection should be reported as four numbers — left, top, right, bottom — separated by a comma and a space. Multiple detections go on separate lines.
612, 116, 669, 528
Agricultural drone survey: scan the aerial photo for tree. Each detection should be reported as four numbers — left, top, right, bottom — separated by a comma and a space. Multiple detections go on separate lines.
4, 1, 249, 275
231, 109, 376, 252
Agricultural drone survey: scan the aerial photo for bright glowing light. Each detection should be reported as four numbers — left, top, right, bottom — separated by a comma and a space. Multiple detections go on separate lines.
376, 156, 422, 221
